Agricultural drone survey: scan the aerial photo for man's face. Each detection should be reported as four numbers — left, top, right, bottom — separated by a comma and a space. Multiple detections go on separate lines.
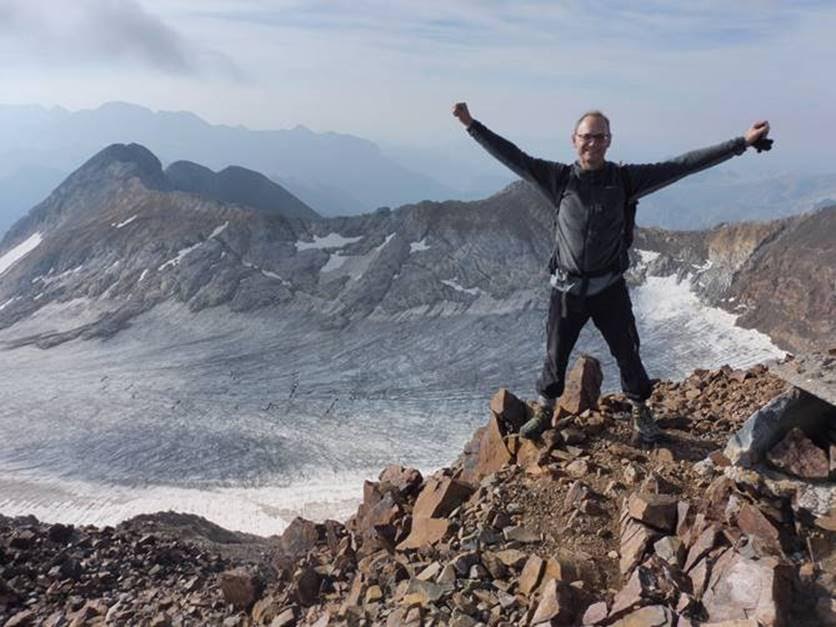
572, 115, 611, 170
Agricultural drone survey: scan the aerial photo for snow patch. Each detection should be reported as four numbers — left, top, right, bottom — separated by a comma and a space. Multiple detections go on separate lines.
636, 249, 660, 264
138, 269, 149, 282
112, 215, 137, 229
0, 233, 43, 277
410, 238, 430, 253
210, 222, 229, 239
0, 296, 20, 311
441, 279, 482, 296
321, 254, 348, 273
296, 233, 362, 251
242, 261, 291, 286
158, 243, 201, 270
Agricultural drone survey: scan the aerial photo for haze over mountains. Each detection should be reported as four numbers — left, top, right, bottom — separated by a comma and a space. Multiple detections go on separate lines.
1, 101, 835, 237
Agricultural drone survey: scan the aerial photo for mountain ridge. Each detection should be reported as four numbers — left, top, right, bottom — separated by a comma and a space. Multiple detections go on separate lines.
0, 142, 832, 354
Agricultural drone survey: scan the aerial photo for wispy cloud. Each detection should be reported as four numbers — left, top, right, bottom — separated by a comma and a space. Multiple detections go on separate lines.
0, 0, 243, 78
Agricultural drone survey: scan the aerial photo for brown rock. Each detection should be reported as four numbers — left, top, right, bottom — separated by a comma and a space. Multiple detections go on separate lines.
490, 387, 528, 432
582, 601, 609, 625
272, 608, 297, 627
620, 519, 659, 574
412, 475, 474, 519
378, 465, 423, 495
545, 556, 577, 582
737, 503, 782, 555
676, 500, 693, 538
609, 567, 644, 618
639, 471, 679, 495
815, 506, 836, 532
564, 480, 590, 509
653, 536, 685, 567
766, 427, 830, 480
294, 566, 321, 606
831, 443, 836, 480
396, 517, 449, 550
701, 554, 793, 626
530, 578, 575, 625
611, 605, 676, 627
503, 525, 540, 543
560, 427, 587, 445
559, 354, 603, 415
689, 556, 711, 598
481, 552, 509, 579
704, 476, 735, 519
627, 493, 678, 531
516, 438, 542, 468
219, 568, 260, 610
566, 458, 590, 477
494, 548, 528, 568
4, 611, 35, 627
684, 524, 720, 572
279, 517, 321, 557
250, 595, 281, 624
474, 415, 513, 479
518, 555, 545, 596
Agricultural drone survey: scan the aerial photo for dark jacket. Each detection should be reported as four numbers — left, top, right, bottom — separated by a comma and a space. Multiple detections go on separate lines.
467, 120, 748, 278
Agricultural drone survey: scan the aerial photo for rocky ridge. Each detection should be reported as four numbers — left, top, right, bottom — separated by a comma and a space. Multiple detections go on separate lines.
1, 358, 833, 626
0, 141, 832, 353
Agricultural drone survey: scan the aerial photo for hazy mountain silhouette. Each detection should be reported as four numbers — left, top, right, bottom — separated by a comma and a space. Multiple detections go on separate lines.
0, 102, 454, 231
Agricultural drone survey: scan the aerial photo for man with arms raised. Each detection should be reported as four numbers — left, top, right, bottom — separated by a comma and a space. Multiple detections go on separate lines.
452, 102, 770, 444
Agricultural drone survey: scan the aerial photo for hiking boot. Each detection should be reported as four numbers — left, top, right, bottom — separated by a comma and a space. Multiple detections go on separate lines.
520, 402, 554, 440
630, 402, 663, 445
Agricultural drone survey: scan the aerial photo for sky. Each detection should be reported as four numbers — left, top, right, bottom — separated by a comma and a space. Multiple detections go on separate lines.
0, 0, 834, 170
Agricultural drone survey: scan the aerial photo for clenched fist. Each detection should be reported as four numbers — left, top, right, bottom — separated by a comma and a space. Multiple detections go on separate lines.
453, 102, 473, 127
744, 120, 770, 146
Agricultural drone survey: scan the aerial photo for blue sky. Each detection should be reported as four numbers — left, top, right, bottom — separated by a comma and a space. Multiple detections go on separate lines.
0, 1, 833, 170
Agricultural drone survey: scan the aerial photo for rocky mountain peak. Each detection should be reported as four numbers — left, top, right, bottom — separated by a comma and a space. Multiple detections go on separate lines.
71, 142, 170, 192
165, 161, 320, 221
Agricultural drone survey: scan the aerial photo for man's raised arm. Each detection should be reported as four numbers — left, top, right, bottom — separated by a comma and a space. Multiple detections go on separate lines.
453, 102, 567, 205
626, 120, 772, 200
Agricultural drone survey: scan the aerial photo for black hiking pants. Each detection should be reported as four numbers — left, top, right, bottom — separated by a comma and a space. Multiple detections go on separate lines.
536, 278, 652, 404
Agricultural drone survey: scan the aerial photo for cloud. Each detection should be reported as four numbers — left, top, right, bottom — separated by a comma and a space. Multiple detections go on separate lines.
0, 0, 243, 78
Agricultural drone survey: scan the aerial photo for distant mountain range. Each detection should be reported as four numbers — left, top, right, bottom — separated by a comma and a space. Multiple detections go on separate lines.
0, 142, 832, 354
1, 102, 835, 239
0, 101, 455, 233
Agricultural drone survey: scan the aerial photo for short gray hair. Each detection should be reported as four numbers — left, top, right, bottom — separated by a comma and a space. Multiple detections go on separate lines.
574, 110, 611, 134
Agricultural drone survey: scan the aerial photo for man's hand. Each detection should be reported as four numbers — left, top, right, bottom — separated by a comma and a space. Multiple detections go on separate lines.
453, 102, 473, 127
744, 120, 770, 146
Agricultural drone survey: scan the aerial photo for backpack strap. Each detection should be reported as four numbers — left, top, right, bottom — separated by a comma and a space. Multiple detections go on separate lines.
618, 165, 638, 250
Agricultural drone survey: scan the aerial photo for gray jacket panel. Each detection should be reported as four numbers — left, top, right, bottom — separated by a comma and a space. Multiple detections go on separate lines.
467, 120, 747, 277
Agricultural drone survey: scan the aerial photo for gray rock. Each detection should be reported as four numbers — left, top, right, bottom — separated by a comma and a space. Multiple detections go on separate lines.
724, 387, 832, 467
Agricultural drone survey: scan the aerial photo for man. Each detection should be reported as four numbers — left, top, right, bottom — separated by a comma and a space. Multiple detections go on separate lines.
452, 102, 770, 444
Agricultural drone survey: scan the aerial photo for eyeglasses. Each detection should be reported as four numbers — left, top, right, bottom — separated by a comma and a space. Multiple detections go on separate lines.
575, 133, 610, 143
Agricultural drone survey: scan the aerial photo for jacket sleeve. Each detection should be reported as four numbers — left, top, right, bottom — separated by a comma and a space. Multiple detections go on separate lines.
625, 137, 748, 200
467, 120, 567, 205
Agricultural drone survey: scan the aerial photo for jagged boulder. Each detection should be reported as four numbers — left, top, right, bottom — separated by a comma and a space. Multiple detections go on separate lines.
559, 354, 603, 415
701, 553, 793, 626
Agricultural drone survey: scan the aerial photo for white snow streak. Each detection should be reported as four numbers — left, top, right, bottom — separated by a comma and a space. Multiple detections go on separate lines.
112, 215, 137, 229
410, 238, 430, 253
441, 279, 482, 296
296, 233, 362, 251
0, 233, 43, 277
0, 296, 20, 311
158, 243, 201, 270
635, 249, 660, 264
210, 222, 229, 239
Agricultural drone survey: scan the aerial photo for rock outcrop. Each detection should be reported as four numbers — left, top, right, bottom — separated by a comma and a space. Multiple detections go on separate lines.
2, 359, 833, 626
